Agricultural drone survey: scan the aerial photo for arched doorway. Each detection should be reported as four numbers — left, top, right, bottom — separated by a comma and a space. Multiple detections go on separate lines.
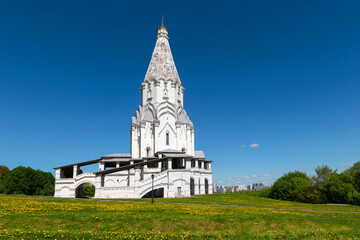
190, 178, 195, 195
205, 179, 209, 194
75, 183, 95, 198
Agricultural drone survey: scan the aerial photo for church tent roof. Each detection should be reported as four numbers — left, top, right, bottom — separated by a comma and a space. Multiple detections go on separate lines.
144, 25, 181, 84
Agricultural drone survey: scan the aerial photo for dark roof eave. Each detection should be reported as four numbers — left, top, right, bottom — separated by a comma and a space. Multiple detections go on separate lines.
53, 158, 101, 170
95, 157, 167, 175
191, 158, 213, 162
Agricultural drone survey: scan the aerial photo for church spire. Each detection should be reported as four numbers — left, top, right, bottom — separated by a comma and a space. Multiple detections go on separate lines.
144, 23, 181, 83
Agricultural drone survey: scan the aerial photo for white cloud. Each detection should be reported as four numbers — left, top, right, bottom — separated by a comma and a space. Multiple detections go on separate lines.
340, 163, 353, 168
241, 145, 245, 148
292, 168, 308, 172
249, 143, 260, 148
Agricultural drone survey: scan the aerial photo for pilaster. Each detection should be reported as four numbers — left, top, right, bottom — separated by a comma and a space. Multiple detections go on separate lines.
94, 174, 102, 198
194, 177, 200, 195
153, 120, 160, 152
168, 158, 172, 169
185, 158, 191, 169
73, 165, 78, 177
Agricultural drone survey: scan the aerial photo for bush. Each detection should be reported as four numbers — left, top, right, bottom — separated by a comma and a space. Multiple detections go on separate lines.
346, 161, 360, 192
324, 172, 359, 204
0, 165, 10, 193
82, 183, 95, 198
292, 185, 328, 204
264, 163, 360, 205
268, 171, 311, 201
312, 165, 333, 185
353, 191, 360, 205
4, 166, 55, 196
258, 187, 270, 198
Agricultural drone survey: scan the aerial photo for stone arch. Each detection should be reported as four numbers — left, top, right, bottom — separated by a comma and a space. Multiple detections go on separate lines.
190, 178, 195, 195
75, 182, 95, 198
74, 179, 96, 190
172, 178, 189, 184
141, 187, 164, 198
105, 179, 116, 187
205, 178, 209, 194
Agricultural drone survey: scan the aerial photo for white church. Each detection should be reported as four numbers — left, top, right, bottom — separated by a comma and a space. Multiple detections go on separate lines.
54, 23, 213, 198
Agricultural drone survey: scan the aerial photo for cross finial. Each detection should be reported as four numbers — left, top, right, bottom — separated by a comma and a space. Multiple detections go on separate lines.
161, 15, 164, 26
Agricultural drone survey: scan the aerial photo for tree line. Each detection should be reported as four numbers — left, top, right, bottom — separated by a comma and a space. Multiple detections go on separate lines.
259, 161, 360, 205
2, 162, 360, 204
0, 166, 54, 196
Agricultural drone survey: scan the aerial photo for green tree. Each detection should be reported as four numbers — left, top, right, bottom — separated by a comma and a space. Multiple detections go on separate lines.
268, 171, 311, 201
4, 166, 55, 196
82, 183, 95, 198
258, 187, 271, 198
312, 165, 333, 185
346, 161, 360, 192
324, 172, 359, 204
0, 165, 10, 193
292, 185, 328, 203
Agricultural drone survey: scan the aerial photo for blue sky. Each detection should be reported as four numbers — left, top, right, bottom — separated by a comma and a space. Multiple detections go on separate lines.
0, 1, 359, 186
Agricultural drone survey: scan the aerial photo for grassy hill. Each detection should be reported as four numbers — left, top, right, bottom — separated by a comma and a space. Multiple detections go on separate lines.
1, 193, 359, 239
119, 192, 360, 212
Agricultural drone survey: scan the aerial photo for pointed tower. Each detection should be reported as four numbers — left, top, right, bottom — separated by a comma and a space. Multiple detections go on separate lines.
130, 24, 194, 158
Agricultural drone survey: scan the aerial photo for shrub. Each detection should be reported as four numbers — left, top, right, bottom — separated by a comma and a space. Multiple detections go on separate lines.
258, 187, 270, 198
82, 183, 95, 198
268, 171, 311, 201
346, 161, 360, 192
292, 185, 328, 204
4, 166, 54, 196
324, 172, 359, 204
0, 165, 10, 193
312, 165, 333, 185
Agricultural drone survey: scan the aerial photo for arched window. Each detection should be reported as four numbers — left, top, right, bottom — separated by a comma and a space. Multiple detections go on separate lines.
181, 147, 186, 152
166, 132, 169, 145
146, 147, 150, 157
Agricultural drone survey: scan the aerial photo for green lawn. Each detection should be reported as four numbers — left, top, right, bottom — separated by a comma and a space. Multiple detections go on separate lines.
118, 192, 360, 212
0, 194, 359, 239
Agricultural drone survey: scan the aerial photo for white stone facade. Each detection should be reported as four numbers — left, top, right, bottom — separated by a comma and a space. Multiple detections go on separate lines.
131, 25, 194, 158
54, 24, 213, 199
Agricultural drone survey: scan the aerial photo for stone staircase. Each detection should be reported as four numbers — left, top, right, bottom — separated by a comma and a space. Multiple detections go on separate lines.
137, 170, 169, 197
